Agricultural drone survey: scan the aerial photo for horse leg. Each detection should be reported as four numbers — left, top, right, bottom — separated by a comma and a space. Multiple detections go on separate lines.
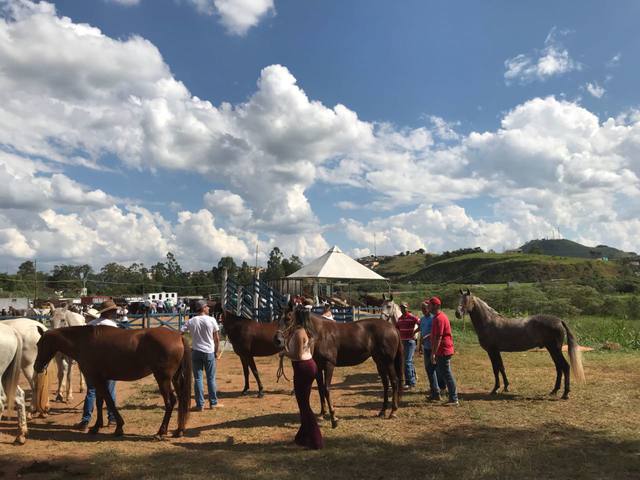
388, 359, 400, 419
375, 361, 389, 418
248, 357, 264, 398
487, 350, 501, 395
65, 359, 74, 402
546, 345, 563, 396
90, 389, 105, 435
495, 352, 510, 392
23, 363, 36, 417
324, 364, 339, 428
315, 367, 327, 418
548, 345, 571, 399
14, 386, 27, 445
54, 354, 66, 402
95, 381, 124, 436
240, 356, 250, 396
154, 375, 176, 440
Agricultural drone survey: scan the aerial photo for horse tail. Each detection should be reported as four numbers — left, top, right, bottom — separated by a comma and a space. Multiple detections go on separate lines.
394, 334, 404, 398
3, 328, 23, 416
175, 335, 192, 434
562, 321, 585, 384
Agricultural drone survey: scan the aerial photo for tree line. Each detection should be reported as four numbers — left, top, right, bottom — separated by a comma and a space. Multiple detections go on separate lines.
0, 247, 303, 299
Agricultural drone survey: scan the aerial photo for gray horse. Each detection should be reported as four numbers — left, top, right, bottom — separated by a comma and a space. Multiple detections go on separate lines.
456, 289, 585, 399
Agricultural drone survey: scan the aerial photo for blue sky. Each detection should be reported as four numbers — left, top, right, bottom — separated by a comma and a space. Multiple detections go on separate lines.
0, 0, 639, 271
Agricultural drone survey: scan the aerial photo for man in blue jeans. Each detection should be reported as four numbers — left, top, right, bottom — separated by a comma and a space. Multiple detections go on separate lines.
76, 301, 119, 432
395, 302, 420, 389
181, 300, 223, 410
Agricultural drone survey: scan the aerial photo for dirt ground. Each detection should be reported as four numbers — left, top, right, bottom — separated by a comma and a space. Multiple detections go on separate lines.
1, 342, 639, 479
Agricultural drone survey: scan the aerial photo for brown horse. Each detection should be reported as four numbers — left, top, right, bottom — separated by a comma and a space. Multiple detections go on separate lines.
456, 289, 585, 399
276, 305, 404, 428
218, 310, 281, 398
34, 326, 192, 438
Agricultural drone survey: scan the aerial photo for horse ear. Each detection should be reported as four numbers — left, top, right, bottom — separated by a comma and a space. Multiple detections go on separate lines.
459, 289, 464, 295
382, 293, 386, 301
37, 326, 46, 336
466, 288, 471, 295
390, 294, 394, 301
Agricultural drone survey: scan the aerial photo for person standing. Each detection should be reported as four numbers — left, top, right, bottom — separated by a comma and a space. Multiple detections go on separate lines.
280, 307, 323, 449
76, 300, 119, 432
396, 302, 420, 389
418, 301, 446, 401
429, 296, 459, 406
181, 300, 222, 410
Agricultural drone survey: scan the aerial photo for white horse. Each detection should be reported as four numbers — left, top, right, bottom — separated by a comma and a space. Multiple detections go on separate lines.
49, 306, 86, 402
3, 318, 47, 414
380, 295, 402, 324
0, 322, 27, 445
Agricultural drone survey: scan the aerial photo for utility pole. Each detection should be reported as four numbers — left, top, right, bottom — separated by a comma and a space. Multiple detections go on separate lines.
34, 259, 37, 303
373, 233, 377, 258
255, 243, 259, 275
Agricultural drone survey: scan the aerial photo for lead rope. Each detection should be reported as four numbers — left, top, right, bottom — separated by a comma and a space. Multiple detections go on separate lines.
276, 354, 290, 383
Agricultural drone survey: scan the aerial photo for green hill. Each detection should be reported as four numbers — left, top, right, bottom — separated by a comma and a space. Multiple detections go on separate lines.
519, 239, 636, 259
403, 252, 620, 284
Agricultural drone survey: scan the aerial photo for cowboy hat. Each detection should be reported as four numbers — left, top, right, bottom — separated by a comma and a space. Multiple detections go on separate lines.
400, 302, 409, 308
85, 308, 100, 319
98, 299, 118, 314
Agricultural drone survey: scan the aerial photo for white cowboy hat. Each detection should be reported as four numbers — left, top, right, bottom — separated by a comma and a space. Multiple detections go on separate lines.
85, 308, 100, 319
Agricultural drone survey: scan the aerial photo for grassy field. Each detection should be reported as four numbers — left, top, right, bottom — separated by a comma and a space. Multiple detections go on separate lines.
1, 330, 639, 479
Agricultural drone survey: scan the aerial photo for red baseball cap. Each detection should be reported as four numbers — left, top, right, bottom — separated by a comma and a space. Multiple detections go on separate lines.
428, 296, 442, 306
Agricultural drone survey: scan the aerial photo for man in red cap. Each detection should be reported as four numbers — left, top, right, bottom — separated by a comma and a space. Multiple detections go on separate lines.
429, 296, 459, 406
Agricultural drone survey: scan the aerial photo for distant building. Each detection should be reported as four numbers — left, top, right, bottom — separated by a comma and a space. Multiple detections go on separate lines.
145, 292, 178, 303
0, 297, 30, 311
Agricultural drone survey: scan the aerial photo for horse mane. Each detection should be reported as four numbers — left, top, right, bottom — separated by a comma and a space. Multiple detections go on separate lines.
471, 296, 506, 322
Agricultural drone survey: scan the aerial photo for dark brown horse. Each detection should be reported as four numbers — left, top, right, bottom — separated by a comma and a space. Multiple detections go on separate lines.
218, 310, 281, 398
456, 289, 585, 399
276, 306, 404, 428
34, 326, 192, 438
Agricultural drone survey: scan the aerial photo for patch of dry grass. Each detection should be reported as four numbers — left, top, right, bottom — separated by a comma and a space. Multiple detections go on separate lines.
1, 342, 639, 479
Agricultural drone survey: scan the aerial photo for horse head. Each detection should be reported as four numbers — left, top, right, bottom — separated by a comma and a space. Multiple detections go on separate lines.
455, 288, 473, 319
50, 307, 67, 328
380, 295, 400, 323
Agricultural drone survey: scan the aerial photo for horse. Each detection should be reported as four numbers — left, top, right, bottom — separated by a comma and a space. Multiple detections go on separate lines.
380, 294, 402, 323
0, 323, 28, 445
49, 305, 86, 402
217, 308, 282, 398
276, 304, 404, 428
34, 326, 192, 438
361, 294, 386, 307
456, 289, 586, 399
2, 319, 49, 415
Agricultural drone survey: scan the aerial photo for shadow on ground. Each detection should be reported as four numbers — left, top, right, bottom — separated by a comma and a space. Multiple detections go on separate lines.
5, 422, 637, 480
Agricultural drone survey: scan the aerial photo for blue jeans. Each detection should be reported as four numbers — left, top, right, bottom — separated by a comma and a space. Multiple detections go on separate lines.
436, 355, 458, 402
423, 348, 446, 397
82, 380, 116, 423
192, 350, 218, 408
402, 339, 417, 386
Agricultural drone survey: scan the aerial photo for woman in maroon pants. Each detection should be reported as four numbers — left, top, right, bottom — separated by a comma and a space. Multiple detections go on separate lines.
280, 308, 323, 449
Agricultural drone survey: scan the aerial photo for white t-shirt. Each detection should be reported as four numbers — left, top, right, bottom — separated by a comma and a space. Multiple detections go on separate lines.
181, 315, 220, 354
88, 317, 119, 327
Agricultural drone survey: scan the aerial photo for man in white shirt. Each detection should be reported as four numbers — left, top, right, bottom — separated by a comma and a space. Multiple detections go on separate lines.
77, 300, 119, 432
181, 300, 222, 410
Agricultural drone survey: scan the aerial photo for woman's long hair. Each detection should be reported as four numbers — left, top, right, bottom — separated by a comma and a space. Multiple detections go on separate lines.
284, 306, 316, 349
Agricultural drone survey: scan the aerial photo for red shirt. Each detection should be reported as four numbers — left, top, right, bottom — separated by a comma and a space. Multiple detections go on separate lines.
431, 311, 454, 356
396, 312, 420, 341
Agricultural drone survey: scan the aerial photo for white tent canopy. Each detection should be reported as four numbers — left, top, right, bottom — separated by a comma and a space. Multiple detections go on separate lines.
287, 246, 386, 280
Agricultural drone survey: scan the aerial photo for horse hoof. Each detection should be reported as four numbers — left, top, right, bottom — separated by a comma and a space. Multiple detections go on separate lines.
154, 434, 165, 441
257, 391, 265, 399
331, 418, 339, 429
377, 411, 386, 418
14, 435, 26, 445
561, 394, 569, 400
114, 428, 124, 437
388, 412, 398, 420
503, 387, 509, 392
549, 390, 559, 396
89, 427, 100, 435
241, 390, 250, 396
172, 430, 184, 438
489, 390, 498, 396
